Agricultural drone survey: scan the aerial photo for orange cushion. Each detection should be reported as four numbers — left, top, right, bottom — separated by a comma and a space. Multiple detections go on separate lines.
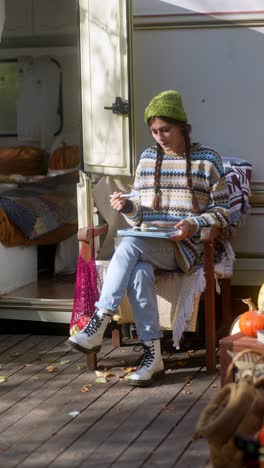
0, 146, 46, 176
49, 144, 80, 170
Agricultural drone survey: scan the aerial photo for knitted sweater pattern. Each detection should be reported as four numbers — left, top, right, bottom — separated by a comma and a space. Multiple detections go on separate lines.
122, 144, 230, 272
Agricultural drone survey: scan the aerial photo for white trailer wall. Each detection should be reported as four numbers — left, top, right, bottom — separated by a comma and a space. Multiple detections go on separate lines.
132, 1, 264, 285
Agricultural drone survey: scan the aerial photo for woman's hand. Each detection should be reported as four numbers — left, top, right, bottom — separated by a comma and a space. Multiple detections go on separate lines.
171, 219, 193, 241
110, 192, 127, 211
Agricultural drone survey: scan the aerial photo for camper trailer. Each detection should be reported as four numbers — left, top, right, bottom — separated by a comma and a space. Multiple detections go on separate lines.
0, 0, 263, 327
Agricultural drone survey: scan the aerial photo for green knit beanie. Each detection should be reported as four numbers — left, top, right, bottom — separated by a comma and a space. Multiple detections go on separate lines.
144, 90, 187, 123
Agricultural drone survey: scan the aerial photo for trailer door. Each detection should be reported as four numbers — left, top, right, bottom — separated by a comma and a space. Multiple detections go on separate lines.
79, 0, 135, 176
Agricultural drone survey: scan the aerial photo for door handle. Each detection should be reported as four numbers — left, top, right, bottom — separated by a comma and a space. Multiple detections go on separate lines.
104, 96, 128, 116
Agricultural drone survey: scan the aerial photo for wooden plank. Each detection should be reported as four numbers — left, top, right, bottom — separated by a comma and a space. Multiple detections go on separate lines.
174, 438, 210, 468
0, 334, 30, 355
21, 381, 134, 468
10, 345, 142, 468
105, 370, 217, 468
77, 368, 203, 468
0, 339, 114, 435
0, 335, 217, 468
0, 346, 85, 434
0, 336, 71, 402
142, 376, 220, 468
0, 341, 126, 467
0, 335, 51, 375
48, 364, 203, 467
0, 334, 11, 343
3, 347, 209, 468
0, 335, 65, 369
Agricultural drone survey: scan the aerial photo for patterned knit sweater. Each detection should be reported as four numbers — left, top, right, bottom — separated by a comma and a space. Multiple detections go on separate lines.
122, 144, 230, 272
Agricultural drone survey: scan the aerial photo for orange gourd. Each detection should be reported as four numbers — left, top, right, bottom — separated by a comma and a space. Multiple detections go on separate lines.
238, 298, 264, 337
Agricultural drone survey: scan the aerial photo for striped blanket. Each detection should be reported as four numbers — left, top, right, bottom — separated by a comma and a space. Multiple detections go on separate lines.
0, 171, 78, 239
222, 157, 252, 226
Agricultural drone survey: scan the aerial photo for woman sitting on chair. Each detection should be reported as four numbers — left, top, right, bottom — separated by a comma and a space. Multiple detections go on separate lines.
69, 90, 230, 386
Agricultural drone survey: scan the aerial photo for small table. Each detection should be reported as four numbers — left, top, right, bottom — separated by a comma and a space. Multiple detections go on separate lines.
219, 332, 264, 386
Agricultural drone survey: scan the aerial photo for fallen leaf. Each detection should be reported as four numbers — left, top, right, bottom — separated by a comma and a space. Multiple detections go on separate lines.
68, 410, 80, 417
0, 375, 7, 383
95, 370, 114, 378
161, 405, 176, 411
123, 367, 137, 373
49, 357, 56, 363
182, 390, 193, 395
95, 377, 107, 384
9, 352, 22, 357
176, 360, 188, 367
0, 446, 9, 454
46, 364, 58, 373
59, 360, 71, 365
81, 384, 92, 393
111, 367, 124, 371
187, 349, 195, 356
77, 363, 87, 370
210, 384, 219, 388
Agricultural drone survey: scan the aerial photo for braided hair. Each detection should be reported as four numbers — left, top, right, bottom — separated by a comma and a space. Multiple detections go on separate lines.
152, 142, 164, 211
148, 116, 200, 212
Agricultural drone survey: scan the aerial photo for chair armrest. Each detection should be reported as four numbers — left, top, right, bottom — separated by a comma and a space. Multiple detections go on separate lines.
200, 227, 220, 242
78, 224, 108, 243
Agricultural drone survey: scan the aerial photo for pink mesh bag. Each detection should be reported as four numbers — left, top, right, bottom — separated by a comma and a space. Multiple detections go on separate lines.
69, 230, 99, 335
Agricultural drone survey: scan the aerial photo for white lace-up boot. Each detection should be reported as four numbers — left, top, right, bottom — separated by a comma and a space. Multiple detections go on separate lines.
126, 339, 165, 386
68, 309, 112, 354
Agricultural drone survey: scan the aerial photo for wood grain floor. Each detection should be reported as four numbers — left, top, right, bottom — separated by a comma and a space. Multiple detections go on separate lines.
0, 333, 217, 467
4, 274, 75, 300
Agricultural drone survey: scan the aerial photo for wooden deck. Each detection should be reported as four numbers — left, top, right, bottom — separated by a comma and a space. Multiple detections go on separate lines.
0, 332, 219, 467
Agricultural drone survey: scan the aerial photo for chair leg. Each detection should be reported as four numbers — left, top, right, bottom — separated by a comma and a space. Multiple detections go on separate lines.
204, 240, 216, 373
112, 323, 123, 347
221, 278, 232, 335
87, 352, 97, 370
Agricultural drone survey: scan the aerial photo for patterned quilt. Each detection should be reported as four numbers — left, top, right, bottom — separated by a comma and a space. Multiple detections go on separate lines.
0, 171, 78, 239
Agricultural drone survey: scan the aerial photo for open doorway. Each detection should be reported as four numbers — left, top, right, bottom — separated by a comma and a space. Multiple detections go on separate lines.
0, 0, 82, 324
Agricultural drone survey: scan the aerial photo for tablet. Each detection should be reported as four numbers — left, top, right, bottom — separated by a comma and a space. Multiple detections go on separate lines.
117, 227, 179, 238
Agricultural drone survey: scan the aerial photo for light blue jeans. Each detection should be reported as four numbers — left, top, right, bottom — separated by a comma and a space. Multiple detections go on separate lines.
95, 236, 180, 341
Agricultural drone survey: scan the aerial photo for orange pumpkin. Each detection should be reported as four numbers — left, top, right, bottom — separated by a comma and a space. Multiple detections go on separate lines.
238, 298, 264, 337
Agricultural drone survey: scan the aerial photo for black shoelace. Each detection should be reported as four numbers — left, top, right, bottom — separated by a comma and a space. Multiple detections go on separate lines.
83, 313, 103, 336
139, 344, 155, 369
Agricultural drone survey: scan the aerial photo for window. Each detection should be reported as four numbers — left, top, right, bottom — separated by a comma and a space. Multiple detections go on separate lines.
0, 58, 63, 137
